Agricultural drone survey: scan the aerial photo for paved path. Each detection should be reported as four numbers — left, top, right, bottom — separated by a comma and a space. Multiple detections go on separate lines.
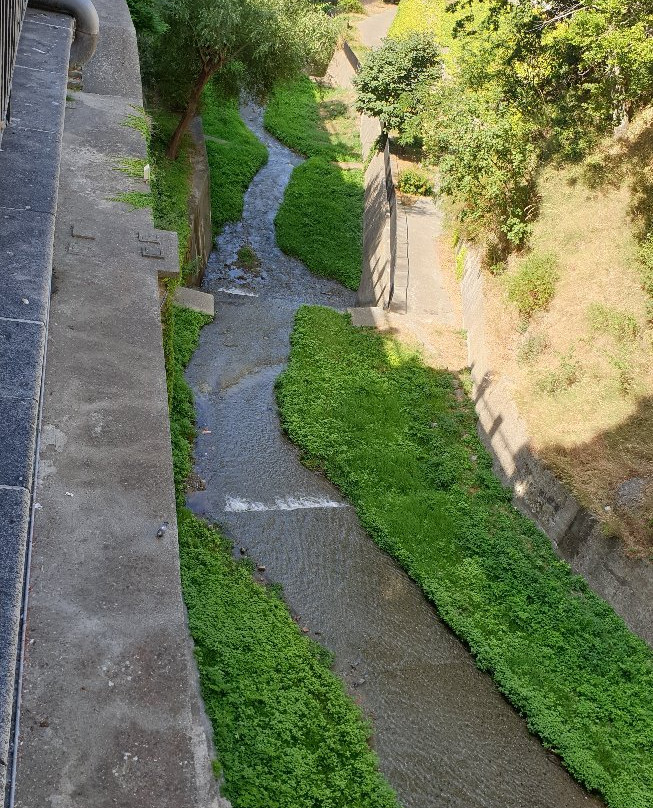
356, 5, 398, 47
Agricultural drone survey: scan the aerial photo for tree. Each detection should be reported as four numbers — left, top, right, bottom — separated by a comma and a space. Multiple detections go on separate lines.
160, 0, 338, 159
353, 33, 441, 136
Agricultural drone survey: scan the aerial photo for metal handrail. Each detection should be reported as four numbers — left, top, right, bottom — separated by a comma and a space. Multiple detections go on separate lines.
0, 0, 29, 147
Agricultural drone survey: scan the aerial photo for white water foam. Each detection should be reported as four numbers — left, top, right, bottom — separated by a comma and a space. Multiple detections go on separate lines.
215, 287, 259, 297
224, 495, 349, 513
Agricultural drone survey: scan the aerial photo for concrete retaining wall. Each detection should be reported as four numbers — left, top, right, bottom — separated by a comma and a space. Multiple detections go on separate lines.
459, 243, 653, 646
357, 115, 401, 310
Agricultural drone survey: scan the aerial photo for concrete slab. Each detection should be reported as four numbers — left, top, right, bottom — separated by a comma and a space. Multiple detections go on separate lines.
0, 208, 55, 324
0, 320, 45, 400
174, 287, 215, 317
14, 14, 73, 74
82, 0, 143, 102
0, 124, 63, 215
349, 305, 392, 330
0, 11, 72, 801
0, 487, 30, 792
0, 396, 39, 490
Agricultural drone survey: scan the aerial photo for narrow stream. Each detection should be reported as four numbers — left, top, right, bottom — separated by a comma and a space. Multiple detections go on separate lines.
186, 101, 601, 808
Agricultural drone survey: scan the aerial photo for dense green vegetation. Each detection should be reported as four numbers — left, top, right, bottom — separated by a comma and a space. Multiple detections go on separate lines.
201, 83, 268, 234
168, 305, 398, 808
265, 74, 363, 288
275, 159, 363, 290
382, 0, 653, 253
277, 305, 653, 808
151, 0, 339, 159
264, 75, 360, 162
149, 109, 193, 259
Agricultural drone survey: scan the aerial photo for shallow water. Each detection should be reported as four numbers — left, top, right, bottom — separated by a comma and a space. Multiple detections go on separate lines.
186, 101, 602, 808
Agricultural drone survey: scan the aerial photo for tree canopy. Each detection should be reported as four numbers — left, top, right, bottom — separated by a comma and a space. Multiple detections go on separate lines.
158, 0, 339, 158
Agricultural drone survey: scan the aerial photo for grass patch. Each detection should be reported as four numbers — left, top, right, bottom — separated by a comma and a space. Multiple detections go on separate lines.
517, 333, 549, 364
167, 305, 398, 808
149, 108, 193, 263
201, 82, 268, 235
506, 251, 559, 320
264, 75, 360, 162
536, 350, 583, 396
587, 303, 640, 343
277, 305, 653, 808
275, 158, 363, 289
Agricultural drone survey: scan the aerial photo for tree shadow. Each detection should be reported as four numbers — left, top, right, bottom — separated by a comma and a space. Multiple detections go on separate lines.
538, 394, 653, 555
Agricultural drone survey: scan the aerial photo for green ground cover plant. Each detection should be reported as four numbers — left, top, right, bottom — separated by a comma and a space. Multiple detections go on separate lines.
264, 75, 360, 162
276, 305, 653, 808
506, 252, 559, 320
587, 303, 640, 343
149, 109, 193, 259
275, 158, 363, 289
201, 83, 269, 234
168, 305, 398, 808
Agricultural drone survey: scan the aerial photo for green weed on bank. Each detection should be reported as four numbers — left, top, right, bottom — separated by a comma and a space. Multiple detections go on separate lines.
275, 158, 363, 289
276, 305, 653, 808
201, 83, 268, 234
264, 75, 360, 162
168, 305, 398, 808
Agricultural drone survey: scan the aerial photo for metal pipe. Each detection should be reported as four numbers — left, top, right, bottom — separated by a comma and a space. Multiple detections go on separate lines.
28, 0, 99, 66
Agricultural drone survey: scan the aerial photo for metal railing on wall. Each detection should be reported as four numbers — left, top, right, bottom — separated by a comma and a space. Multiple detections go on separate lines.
0, 0, 28, 147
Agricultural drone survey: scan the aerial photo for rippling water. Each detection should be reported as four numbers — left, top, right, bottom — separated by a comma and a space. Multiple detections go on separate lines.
185, 101, 602, 808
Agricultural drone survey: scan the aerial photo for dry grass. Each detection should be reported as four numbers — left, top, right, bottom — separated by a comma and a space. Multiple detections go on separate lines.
479, 110, 653, 553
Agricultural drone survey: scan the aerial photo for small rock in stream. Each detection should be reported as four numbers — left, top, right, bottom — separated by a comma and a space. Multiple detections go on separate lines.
257, 564, 266, 572
239, 547, 247, 555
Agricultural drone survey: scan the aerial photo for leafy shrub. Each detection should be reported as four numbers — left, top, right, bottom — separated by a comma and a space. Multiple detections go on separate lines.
397, 167, 433, 195
354, 33, 441, 135
336, 0, 364, 12
126, 0, 167, 35
588, 303, 640, 343
536, 351, 583, 395
517, 333, 548, 364
422, 85, 539, 248
506, 252, 559, 319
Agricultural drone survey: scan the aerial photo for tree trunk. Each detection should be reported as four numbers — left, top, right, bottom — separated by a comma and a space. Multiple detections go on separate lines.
166, 65, 213, 160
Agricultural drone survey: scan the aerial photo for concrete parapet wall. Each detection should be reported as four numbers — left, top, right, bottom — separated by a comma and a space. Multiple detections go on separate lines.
458, 244, 653, 646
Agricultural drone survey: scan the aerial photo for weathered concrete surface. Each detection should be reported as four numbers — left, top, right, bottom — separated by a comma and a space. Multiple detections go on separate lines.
14, 87, 217, 808
358, 147, 394, 308
458, 245, 653, 646
174, 288, 215, 317
13, 1, 221, 805
0, 10, 72, 799
356, 4, 398, 47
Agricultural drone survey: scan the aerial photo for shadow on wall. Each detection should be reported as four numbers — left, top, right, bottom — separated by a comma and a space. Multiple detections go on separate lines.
473, 370, 653, 646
